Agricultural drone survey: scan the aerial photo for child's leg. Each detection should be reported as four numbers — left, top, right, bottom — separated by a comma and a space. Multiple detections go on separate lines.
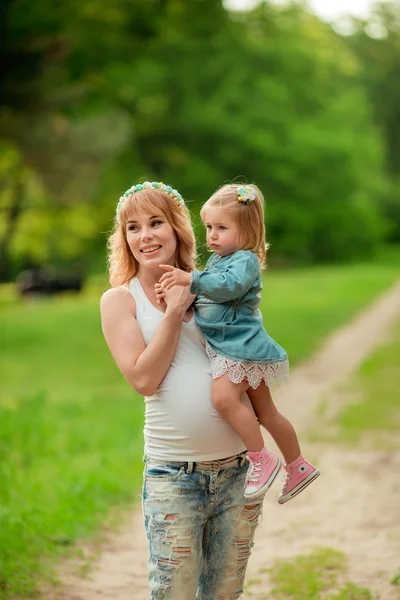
212, 375, 282, 500
211, 374, 264, 452
248, 382, 320, 503
248, 382, 301, 464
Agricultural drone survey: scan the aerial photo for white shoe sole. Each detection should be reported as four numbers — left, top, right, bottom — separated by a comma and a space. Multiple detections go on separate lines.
278, 469, 321, 504
244, 458, 282, 500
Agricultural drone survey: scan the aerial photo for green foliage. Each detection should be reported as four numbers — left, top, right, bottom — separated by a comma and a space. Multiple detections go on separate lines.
1, 0, 397, 278
346, 1, 400, 241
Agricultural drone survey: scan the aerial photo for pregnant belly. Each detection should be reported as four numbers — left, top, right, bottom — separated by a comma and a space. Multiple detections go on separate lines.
144, 363, 251, 457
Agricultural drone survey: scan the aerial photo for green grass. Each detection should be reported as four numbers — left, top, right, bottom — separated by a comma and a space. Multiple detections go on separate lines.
0, 250, 399, 597
335, 319, 400, 443
328, 583, 376, 599
261, 548, 375, 599
259, 252, 400, 365
391, 569, 400, 586
313, 317, 400, 446
0, 294, 144, 597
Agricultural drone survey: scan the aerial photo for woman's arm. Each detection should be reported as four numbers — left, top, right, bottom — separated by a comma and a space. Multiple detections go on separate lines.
100, 286, 194, 396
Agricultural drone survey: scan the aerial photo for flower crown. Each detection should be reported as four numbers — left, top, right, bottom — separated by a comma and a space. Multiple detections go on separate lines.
116, 181, 185, 222
237, 185, 256, 204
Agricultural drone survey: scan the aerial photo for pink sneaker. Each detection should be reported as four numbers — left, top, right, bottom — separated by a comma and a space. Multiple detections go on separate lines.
244, 447, 282, 499
278, 456, 320, 504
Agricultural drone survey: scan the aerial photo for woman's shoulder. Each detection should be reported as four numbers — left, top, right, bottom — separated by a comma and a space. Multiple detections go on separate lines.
100, 285, 136, 316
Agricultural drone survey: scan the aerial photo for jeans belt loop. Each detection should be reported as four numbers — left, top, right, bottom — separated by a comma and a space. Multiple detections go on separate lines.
186, 461, 194, 474
237, 453, 246, 467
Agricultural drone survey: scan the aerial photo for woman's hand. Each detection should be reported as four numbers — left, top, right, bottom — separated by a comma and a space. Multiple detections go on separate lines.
159, 265, 192, 290
155, 282, 195, 315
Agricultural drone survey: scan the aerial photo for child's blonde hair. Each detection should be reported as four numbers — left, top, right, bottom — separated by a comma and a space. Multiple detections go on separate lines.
108, 188, 196, 287
200, 183, 269, 267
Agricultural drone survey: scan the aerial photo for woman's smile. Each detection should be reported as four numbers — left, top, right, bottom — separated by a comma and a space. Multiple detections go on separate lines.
140, 245, 162, 254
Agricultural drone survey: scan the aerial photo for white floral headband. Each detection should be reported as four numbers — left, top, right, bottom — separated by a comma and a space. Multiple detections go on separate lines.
237, 185, 256, 204
116, 181, 185, 223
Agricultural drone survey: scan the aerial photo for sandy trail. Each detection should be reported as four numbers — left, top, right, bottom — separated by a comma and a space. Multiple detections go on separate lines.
52, 280, 400, 600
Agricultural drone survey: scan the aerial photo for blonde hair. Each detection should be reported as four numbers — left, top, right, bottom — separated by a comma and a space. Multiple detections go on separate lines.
108, 188, 196, 287
200, 183, 269, 267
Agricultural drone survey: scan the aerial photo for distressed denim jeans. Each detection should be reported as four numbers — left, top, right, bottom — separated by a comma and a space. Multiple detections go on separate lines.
142, 452, 263, 600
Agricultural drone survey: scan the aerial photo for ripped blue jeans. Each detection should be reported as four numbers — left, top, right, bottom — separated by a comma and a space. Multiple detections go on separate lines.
142, 452, 263, 600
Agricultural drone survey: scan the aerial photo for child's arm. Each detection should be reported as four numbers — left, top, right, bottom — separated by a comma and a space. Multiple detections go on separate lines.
160, 252, 259, 302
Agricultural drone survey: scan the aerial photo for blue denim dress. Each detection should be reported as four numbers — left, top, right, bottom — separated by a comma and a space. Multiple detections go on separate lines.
190, 250, 289, 388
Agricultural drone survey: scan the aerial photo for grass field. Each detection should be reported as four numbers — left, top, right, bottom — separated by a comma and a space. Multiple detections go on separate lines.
255, 547, 376, 599
335, 318, 400, 445
314, 316, 400, 447
0, 250, 399, 597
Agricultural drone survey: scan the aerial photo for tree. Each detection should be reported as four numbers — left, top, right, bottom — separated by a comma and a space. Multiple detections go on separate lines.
0, 0, 390, 278
345, 1, 400, 240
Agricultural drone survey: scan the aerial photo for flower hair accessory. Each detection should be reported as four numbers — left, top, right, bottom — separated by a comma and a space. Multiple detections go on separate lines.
237, 185, 256, 204
116, 181, 185, 222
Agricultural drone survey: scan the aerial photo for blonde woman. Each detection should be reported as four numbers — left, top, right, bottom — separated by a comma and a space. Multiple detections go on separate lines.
100, 182, 263, 600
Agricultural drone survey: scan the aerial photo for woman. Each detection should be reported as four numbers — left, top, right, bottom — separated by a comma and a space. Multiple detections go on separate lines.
100, 181, 263, 600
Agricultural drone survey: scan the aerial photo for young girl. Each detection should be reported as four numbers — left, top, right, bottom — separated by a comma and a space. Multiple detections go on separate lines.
157, 183, 320, 502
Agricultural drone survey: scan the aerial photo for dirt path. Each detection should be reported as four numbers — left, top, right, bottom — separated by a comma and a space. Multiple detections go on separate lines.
54, 280, 400, 600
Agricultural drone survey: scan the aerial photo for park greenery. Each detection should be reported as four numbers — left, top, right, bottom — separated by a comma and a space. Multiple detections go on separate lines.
1, 253, 400, 597
1, 1, 400, 597
1, 0, 399, 281
313, 315, 400, 448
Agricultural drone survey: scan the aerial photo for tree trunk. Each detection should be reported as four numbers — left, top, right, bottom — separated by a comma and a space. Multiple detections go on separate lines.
0, 170, 24, 282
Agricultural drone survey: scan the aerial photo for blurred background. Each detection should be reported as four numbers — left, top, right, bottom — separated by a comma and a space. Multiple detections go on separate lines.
1, 0, 399, 281
1, 1, 400, 597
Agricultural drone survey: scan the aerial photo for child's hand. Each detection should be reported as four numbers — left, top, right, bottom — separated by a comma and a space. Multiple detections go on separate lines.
159, 265, 192, 290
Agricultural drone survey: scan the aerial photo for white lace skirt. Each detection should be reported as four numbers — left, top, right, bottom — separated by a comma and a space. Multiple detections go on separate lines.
206, 344, 289, 390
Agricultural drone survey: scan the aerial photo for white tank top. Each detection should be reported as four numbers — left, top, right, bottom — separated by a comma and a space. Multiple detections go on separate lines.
125, 277, 247, 461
